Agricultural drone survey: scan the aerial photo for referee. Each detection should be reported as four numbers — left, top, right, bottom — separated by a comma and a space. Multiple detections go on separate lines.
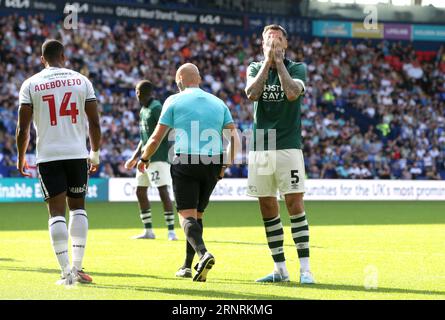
137, 63, 240, 282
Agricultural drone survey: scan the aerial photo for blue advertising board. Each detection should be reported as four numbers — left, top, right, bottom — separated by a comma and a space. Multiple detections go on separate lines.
312, 20, 445, 43
412, 24, 445, 42
0, 178, 108, 202
312, 20, 352, 38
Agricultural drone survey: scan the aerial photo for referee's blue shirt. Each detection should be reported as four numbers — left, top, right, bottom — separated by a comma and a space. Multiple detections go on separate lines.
159, 87, 234, 156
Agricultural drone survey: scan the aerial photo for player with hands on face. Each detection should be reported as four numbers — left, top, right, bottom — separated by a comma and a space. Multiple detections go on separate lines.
245, 25, 314, 284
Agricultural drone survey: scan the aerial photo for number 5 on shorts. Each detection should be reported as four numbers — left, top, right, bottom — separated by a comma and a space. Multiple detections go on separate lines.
291, 170, 299, 184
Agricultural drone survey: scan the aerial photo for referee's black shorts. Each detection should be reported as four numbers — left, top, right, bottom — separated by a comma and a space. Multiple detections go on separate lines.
170, 154, 222, 213
37, 159, 89, 201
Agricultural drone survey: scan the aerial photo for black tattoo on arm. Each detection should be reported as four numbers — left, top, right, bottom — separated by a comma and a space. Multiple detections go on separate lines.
276, 61, 304, 101
245, 62, 272, 101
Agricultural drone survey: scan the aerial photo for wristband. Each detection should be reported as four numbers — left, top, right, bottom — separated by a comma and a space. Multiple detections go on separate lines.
89, 150, 100, 165
140, 158, 149, 163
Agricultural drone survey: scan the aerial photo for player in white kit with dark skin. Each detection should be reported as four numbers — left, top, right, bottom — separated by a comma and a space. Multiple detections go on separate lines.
16, 39, 101, 286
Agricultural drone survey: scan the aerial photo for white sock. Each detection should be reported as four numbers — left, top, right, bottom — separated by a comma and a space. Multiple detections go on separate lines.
300, 257, 310, 273
68, 209, 88, 270
274, 261, 289, 277
48, 216, 71, 274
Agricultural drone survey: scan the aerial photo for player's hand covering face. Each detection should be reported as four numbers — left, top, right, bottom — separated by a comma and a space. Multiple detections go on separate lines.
273, 40, 285, 63
263, 38, 275, 63
263, 30, 286, 64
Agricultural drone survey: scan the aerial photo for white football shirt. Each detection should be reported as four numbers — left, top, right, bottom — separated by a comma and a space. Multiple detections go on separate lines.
19, 67, 96, 164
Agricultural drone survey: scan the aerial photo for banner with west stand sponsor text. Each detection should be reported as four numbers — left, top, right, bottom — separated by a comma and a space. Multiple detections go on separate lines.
108, 178, 445, 202
0, 0, 244, 28
1, 1, 443, 41
0, 178, 108, 202
0, 0, 311, 35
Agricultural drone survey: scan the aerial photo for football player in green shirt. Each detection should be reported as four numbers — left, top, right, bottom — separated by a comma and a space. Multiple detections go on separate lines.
245, 25, 314, 284
125, 80, 177, 241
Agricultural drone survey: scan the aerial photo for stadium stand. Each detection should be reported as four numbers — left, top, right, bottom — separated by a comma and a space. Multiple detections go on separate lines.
0, 14, 444, 179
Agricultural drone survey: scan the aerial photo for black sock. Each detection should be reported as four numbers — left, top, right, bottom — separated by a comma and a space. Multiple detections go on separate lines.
182, 217, 206, 259
140, 209, 152, 230
164, 211, 175, 231
183, 219, 202, 269
263, 216, 285, 263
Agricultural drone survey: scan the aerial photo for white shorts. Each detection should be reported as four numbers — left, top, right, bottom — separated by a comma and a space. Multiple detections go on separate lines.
247, 149, 305, 197
136, 161, 172, 188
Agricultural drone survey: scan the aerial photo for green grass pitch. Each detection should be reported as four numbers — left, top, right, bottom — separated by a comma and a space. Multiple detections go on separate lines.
0, 201, 444, 300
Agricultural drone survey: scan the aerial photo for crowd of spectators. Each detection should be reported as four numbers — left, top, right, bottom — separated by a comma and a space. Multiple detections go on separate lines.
1, 14, 444, 180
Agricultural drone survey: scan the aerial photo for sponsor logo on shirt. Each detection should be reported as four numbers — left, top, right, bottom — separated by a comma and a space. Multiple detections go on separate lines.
262, 84, 285, 102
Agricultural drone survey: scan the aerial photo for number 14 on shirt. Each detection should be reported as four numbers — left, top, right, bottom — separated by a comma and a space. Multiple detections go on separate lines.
42, 92, 79, 126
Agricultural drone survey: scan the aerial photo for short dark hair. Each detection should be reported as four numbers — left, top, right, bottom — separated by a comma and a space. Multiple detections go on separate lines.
42, 39, 64, 62
136, 80, 154, 96
262, 24, 288, 39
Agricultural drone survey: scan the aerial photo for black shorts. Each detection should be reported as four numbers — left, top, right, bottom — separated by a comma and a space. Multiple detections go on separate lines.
37, 159, 88, 201
170, 156, 222, 213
